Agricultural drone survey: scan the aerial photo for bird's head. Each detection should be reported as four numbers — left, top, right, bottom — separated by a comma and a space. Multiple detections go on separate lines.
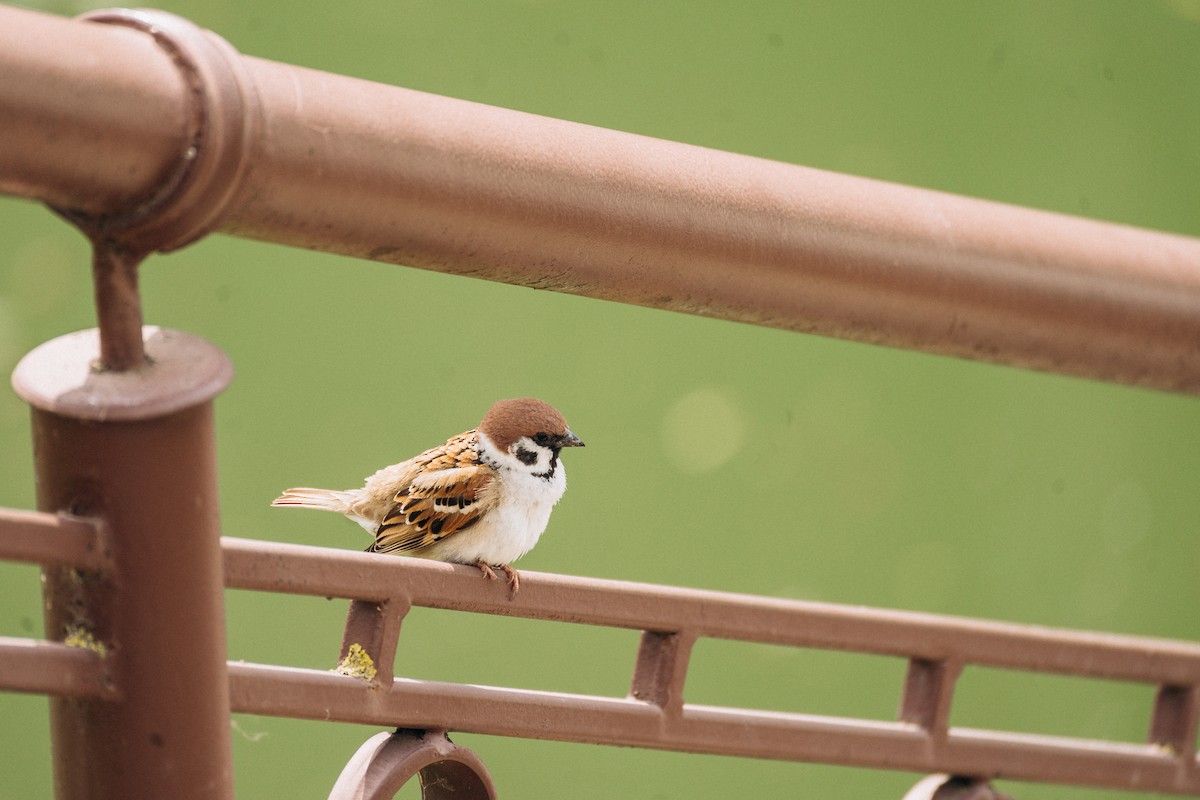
477, 397, 584, 476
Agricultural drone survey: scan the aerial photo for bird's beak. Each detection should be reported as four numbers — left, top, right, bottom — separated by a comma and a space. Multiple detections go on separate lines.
560, 428, 585, 448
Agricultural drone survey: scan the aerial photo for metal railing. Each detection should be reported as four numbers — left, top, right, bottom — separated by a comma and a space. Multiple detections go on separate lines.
1, 3, 1199, 798
3, 509, 1199, 795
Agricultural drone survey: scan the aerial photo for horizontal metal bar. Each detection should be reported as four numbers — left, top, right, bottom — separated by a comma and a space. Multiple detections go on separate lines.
680, 707, 1194, 793
0, 508, 105, 570
228, 662, 661, 736
0, 636, 114, 699
228, 662, 1200, 794
2, 5, 1199, 392
223, 537, 1200, 685
939, 727, 1198, 795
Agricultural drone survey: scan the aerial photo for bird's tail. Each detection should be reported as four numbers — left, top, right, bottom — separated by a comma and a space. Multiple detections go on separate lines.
270, 487, 355, 514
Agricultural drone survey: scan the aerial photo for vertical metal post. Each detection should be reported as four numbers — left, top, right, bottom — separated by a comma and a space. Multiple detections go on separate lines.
1148, 684, 1200, 756
339, 596, 408, 685
12, 326, 235, 800
629, 629, 696, 715
899, 657, 962, 739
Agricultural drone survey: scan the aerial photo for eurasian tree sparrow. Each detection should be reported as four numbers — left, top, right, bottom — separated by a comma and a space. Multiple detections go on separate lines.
271, 398, 584, 595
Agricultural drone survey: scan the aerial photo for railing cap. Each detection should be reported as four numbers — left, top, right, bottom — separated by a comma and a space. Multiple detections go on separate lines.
12, 326, 232, 421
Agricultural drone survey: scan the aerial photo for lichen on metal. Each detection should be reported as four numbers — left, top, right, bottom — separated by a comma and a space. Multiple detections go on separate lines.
335, 643, 379, 682
63, 625, 108, 657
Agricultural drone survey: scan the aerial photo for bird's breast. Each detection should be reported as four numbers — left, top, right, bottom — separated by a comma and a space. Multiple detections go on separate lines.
417, 463, 566, 566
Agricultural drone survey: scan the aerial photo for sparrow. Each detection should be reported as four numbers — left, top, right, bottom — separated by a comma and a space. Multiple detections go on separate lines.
271, 398, 584, 595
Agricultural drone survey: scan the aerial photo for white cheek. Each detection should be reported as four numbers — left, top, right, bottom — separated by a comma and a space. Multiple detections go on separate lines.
504, 436, 556, 474
529, 447, 553, 473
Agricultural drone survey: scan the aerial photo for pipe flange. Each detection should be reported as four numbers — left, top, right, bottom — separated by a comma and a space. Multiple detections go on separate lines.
57, 8, 258, 255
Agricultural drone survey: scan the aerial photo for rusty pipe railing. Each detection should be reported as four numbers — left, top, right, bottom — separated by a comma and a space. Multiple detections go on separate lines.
1, 4, 1199, 393
231, 537, 1197, 795
224, 540, 1200, 796
224, 538, 1200, 795
3, 517, 1199, 794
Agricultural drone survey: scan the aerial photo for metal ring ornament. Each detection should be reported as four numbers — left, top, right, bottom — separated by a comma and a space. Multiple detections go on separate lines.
329, 730, 498, 800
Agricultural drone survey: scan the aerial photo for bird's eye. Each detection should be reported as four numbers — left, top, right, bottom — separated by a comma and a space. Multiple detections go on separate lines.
534, 432, 551, 447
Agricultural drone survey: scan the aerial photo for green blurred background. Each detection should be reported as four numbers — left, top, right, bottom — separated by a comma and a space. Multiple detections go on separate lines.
2, 0, 1199, 797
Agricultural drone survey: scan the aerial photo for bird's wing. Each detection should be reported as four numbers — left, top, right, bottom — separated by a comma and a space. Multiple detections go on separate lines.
370, 432, 497, 554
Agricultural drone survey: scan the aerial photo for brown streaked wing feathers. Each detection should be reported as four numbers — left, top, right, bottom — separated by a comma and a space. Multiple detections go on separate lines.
371, 433, 495, 554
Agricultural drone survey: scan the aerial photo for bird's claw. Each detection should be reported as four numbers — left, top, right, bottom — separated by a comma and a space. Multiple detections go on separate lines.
473, 561, 520, 597
498, 564, 520, 597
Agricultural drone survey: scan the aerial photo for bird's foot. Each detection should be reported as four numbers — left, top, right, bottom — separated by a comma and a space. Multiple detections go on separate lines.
473, 561, 520, 597
498, 564, 520, 597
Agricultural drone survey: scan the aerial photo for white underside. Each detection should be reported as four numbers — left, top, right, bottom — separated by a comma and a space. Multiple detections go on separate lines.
417, 456, 567, 565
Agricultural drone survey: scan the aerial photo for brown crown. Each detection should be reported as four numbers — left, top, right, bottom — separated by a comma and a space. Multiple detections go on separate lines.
478, 398, 569, 452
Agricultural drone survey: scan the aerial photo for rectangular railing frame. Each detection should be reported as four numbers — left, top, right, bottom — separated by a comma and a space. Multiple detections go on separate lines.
3, 509, 1198, 795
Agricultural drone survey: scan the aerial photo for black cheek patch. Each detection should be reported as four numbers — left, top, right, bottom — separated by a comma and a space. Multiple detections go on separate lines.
514, 446, 539, 466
